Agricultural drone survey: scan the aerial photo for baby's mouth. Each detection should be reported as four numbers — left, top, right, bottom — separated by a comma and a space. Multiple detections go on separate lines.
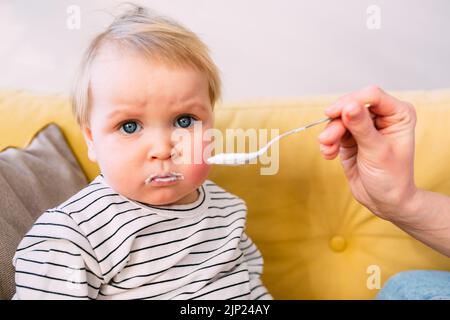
144, 172, 184, 184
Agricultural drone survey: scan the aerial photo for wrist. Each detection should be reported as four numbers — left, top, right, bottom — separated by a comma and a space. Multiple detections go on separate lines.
382, 187, 450, 257
388, 186, 424, 227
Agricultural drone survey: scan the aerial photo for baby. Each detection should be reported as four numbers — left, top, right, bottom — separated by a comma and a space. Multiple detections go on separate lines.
12, 5, 272, 300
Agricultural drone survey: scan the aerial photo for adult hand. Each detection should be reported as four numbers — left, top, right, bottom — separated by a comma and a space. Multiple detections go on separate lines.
318, 85, 418, 223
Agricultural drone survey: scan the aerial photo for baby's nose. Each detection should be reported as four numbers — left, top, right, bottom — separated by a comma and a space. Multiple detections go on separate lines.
146, 133, 174, 161
147, 144, 173, 160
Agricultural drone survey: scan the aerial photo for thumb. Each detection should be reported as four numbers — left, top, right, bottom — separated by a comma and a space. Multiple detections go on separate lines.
341, 102, 383, 151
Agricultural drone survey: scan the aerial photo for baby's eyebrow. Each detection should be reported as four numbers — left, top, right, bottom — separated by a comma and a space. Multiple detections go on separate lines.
106, 102, 209, 121
107, 108, 142, 120
173, 102, 209, 114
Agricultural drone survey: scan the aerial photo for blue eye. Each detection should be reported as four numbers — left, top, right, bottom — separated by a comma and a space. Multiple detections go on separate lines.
175, 115, 196, 128
120, 121, 141, 134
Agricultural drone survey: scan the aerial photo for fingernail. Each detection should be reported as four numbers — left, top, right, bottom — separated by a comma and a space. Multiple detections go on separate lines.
325, 105, 336, 114
319, 130, 329, 141
347, 104, 361, 120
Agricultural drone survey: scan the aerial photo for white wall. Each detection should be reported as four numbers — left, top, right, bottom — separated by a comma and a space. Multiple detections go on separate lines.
1, 0, 449, 102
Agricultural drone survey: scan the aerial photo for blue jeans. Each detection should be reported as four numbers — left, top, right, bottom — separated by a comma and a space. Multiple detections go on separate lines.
376, 270, 450, 300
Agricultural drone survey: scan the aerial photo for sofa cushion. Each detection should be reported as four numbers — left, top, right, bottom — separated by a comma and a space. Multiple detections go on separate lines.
1, 89, 450, 299
0, 90, 99, 181
0, 123, 88, 300
209, 90, 450, 298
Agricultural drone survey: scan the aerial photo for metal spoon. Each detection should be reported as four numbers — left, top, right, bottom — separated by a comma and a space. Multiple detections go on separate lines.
206, 103, 371, 166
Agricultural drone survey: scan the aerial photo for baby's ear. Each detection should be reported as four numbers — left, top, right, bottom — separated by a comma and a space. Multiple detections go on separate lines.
81, 126, 97, 163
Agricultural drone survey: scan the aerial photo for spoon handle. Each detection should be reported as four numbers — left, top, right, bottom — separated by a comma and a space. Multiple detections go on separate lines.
266, 102, 372, 149
298, 103, 372, 131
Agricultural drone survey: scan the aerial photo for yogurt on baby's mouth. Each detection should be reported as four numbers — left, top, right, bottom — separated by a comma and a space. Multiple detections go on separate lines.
145, 172, 184, 185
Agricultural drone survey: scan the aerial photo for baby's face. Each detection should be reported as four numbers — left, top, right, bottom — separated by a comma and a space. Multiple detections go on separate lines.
83, 47, 213, 205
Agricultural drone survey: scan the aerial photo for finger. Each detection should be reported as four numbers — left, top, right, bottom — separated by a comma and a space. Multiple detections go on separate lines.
318, 118, 346, 145
320, 111, 377, 144
341, 101, 385, 152
324, 85, 410, 119
339, 131, 357, 162
340, 130, 356, 148
320, 143, 340, 159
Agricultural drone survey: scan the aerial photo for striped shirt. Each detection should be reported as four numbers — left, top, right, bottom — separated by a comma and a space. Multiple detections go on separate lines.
12, 175, 272, 300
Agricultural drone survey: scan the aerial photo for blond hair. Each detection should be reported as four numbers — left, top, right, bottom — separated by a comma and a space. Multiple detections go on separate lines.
72, 4, 221, 128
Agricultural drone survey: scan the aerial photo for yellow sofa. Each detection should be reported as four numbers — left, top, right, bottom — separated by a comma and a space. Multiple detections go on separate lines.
1, 89, 449, 299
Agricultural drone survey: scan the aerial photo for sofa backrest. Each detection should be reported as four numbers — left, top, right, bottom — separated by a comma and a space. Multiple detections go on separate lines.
1, 89, 449, 299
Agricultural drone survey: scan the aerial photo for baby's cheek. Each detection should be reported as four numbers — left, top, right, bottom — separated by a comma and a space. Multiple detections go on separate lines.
185, 163, 210, 186
178, 128, 212, 185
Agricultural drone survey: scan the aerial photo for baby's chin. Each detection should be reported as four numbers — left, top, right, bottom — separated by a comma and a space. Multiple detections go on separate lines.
132, 185, 199, 206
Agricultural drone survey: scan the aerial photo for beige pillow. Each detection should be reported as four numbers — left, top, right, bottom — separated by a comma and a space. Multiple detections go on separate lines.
0, 123, 88, 300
